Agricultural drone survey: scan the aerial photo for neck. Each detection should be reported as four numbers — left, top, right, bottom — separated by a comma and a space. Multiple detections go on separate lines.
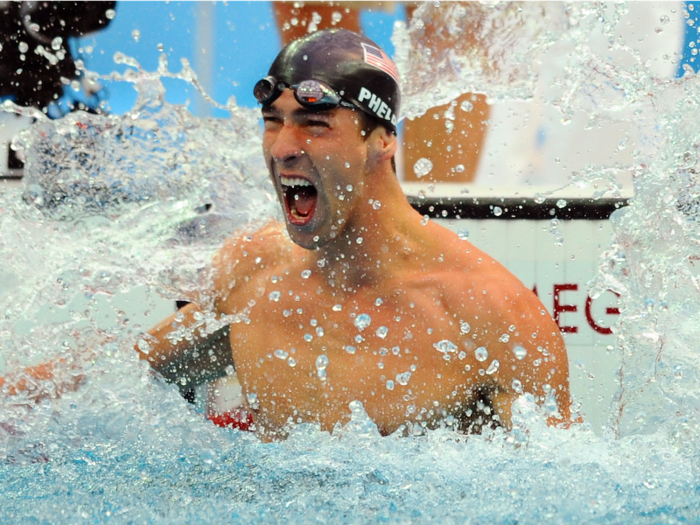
312, 167, 425, 295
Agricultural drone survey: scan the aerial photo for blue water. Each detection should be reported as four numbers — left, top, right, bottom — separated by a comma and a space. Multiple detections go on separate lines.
2, 384, 699, 524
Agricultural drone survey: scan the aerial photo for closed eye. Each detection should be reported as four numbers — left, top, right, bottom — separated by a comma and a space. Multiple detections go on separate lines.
262, 114, 283, 129
306, 119, 330, 129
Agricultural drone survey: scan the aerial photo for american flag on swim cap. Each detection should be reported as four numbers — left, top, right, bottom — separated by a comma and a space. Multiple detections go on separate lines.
361, 43, 400, 85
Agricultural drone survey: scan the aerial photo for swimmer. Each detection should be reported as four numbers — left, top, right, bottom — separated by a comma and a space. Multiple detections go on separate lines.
139, 29, 576, 440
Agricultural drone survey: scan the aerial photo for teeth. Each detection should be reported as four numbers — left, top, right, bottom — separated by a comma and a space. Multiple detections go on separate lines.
281, 176, 312, 188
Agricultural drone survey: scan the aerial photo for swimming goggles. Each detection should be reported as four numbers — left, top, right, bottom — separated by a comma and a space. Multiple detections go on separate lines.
254, 76, 356, 111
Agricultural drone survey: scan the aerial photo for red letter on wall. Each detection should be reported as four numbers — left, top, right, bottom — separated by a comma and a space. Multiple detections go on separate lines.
585, 293, 620, 335
553, 284, 578, 333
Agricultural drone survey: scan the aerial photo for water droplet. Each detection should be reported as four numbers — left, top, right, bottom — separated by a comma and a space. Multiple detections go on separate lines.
433, 340, 458, 354
301, 269, 312, 279
315, 355, 329, 370
274, 349, 289, 360
355, 335, 364, 343
460, 100, 474, 112
420, 215, 430, 226
345, 345, 357, 354
460, 321, 471, 334
246, 392, 259, 410
458, 351, 467, 360
375, 297, 383, 306
373, 200, 382, 210
512, 379, 523, 393
287, 357, 297, 367
396, 371, 412, 385
332, 304, 342, 312
458, 229, 469, 240
332, 11, 343, 23
376, 326, 388, 339
269, 291, 281, 302
345, 184, 353, 192
356, 237, 363, 245
354, 313, 372, 331
475, 347, 488, 362
509, 325, 516, 332
316, 326, 324, 337
455, 164, 465, 173
137, 338, 152, 355
513, 345, 527, 360
499, 334, 510, 343
486, 360, 500, 375
105, 8, 116, 20
391, 346, 401, 355
556, 199, 567, 209
493, 206, 503, 217
18, 41, 28, 53
283, 309, 292, 317
131, 29, 141, 43
304, 333, 313, 342
410, 364, 417, 372
413, 158, 433, 178
310, 319, 318, 327
444, 120, 454, 133
386, 380, 395, 390
344, 162, 351, 168
51, 36, 63, 51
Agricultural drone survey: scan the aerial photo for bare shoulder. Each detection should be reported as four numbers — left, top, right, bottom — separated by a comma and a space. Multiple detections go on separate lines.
442, 243, 569, 382
441, 243, 540, 319
212, 221, 293, 299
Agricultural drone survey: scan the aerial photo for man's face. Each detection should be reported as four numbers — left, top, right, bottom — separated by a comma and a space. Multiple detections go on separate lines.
262, 90, 370, 250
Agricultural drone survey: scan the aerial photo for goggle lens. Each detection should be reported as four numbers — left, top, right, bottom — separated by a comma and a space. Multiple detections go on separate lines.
253, 76, 278, 105
294, 80, 341, 108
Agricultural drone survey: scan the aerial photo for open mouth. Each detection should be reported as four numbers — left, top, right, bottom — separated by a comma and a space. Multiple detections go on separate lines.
281, 176, 318, 226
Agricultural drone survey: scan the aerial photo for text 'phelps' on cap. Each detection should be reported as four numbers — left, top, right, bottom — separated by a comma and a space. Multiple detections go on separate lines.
266, 29, 401, 133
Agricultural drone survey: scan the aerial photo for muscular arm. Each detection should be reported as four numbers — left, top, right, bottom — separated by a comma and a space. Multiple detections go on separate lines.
135, 222, 289, 393
447, 264, 575, 430
136, 302, 234, 394
487, 290, 575, 429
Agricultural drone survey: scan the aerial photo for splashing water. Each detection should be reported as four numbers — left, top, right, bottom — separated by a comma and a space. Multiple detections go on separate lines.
3, 4, 700, 523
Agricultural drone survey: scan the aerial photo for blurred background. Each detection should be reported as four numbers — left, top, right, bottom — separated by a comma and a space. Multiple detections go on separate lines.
81, 2, 401, 117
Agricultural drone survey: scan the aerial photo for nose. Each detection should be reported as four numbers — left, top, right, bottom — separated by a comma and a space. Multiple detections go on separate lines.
268, 121, 305, 167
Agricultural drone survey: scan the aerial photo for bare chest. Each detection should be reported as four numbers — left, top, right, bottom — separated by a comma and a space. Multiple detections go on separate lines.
225, 283, 489, 435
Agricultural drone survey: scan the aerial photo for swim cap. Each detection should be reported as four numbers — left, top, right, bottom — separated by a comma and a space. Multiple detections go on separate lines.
266, 29, 401, 134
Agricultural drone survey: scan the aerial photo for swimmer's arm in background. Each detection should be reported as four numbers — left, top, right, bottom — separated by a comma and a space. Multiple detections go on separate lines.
136, 302, 234, 396
0, 359, 85, 402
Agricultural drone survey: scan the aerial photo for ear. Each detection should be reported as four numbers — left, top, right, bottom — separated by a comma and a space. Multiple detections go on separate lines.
367, 125, 398, 165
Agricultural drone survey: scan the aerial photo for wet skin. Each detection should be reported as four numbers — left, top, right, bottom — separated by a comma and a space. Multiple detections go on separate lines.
142, 90, 573, 439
